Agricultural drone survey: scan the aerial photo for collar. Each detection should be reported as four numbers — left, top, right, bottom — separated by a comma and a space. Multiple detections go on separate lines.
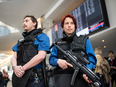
62, 30, 76, 42
108, 57, 115, 61
22, 29, 37, 37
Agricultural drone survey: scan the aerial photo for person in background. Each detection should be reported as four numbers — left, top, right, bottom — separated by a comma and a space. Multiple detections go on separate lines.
0, 68, 3, 87
2, 69, 9, 87
94, 47, 111, 87
11, 15, 50, 87
108, 51, 116, 87
49, 14, 97, 87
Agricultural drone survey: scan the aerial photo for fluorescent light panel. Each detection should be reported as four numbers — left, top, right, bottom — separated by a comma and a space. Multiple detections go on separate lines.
0, 55, 12, 64
44, 0, 64, 19
0, 21, 19, 33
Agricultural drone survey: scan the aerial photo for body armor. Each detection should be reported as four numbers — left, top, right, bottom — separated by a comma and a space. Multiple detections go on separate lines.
12, 29, 43, 87
55, 31, 88, 74
53, 31, 89, 87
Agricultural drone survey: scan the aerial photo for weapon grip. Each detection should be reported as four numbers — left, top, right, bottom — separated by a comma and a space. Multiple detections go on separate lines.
71, 67, 80, 86
42, 59, 48, 87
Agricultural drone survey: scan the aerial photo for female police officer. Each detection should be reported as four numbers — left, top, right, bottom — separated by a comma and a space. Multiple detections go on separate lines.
49, 14, 97, 87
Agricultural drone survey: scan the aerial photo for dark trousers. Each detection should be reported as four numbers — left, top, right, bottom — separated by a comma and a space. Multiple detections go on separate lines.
0, 80, 3, 87
111, 74, 116, 86
96, 73, 105, 87
53, 73, 88, 87
25, 79, 45, 87
104, 83, 109, 87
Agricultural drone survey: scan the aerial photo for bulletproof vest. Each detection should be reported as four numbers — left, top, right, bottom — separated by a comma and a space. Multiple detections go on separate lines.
17, 29, 43, 66
12, 29, 43, 87
55, 34, 88, 73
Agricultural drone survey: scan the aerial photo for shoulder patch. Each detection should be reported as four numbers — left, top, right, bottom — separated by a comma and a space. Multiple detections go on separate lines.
18, 38, 24, 43
57, 41, 67, 45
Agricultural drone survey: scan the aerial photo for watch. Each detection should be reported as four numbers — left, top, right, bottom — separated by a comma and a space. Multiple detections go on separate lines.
12, 65, 16, 70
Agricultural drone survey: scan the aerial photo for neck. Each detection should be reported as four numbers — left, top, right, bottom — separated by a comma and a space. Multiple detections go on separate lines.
110, 57, 113, 59
66, 33, 72, 37
26, 28, 35, 32
67, 34, 71, 37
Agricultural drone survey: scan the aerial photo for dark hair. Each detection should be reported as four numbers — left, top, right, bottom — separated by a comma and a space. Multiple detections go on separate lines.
61, 14, 77, 29
24, 15, 38, 29
108, 51, 114, 54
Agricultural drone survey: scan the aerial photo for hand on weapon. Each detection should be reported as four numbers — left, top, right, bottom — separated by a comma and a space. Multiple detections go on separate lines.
83, 74, 92, 83
57, 59, 73, 70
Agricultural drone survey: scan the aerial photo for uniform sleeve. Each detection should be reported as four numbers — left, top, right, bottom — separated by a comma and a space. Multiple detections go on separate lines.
12, 43, 18, 52
86, 39, 97, 70
49, 46, 58, 66
35, 33, 50, 53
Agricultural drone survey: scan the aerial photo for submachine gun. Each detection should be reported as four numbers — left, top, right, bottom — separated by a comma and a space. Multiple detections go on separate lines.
49, 43, 101, 87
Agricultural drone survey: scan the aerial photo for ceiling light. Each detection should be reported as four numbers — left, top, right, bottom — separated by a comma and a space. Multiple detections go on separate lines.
44, 0, 64, 19
0, 53, 6, 56
0, 53, 7, 58
7, 25, 19, 33
0, 55, 12, 64
0, 0, 7, 3
0, 21, 19, 33
37, 18, 42, 28
102, 40, 104, 42
104, 46, 106, 48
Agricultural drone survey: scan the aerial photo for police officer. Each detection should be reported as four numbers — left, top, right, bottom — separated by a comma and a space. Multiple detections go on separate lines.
11, 15, 50, 87
49, 14, 97, 87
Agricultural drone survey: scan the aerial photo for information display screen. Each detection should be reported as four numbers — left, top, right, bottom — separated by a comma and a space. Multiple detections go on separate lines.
51, 0, 109, 42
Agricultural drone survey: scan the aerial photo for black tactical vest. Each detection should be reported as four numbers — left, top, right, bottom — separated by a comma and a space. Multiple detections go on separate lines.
55, 31, 88, 73
12, 29, 43, 87
17, 29, 43, 65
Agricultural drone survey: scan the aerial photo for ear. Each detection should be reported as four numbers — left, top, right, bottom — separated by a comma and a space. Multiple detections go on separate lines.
33, 22, 36, 26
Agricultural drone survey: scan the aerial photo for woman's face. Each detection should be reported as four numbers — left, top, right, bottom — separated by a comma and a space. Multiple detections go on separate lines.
62, 17, 75, 37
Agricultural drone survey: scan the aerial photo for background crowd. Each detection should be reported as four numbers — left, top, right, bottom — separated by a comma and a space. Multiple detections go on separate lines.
0, 69, 10, 87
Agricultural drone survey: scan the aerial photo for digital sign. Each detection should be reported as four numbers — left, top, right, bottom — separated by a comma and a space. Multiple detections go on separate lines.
52, 0, 109, 42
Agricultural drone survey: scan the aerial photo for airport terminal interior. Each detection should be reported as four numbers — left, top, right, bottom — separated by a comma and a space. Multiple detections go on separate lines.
0, 0, 116, 87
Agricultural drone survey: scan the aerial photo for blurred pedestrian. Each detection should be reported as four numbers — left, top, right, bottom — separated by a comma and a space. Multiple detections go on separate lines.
0, 69, 3, 87
2, 69, 9, 87
94, 47, 111, 87
108, 51, 116, 87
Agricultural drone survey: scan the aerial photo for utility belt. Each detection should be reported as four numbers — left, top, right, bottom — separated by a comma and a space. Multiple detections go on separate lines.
29, 68, 44, 81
